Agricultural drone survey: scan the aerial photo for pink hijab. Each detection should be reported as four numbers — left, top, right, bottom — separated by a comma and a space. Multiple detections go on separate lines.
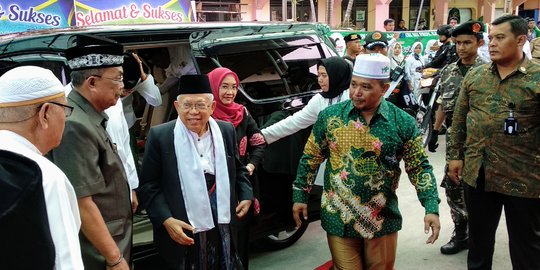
207, 67, 244, 128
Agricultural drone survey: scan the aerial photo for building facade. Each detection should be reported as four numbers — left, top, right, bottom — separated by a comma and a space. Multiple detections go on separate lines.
200, 0, 540, 30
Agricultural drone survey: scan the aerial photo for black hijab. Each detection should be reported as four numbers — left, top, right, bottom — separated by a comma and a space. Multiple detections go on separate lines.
318, 56, 352, 99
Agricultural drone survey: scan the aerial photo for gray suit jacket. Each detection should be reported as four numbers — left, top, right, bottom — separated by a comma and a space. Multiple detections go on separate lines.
138, 119, 253, 269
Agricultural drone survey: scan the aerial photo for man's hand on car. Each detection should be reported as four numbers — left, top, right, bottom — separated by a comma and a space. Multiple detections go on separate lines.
163, 217, 194, 245
293, 203, 308, 229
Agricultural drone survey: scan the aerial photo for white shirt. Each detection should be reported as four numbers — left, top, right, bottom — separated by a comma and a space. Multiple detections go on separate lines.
189, 129, 215, 175
122, 74, 162, 128
0, 130, 83, 270
105, 99, 139, 192
261, 90, 349, 144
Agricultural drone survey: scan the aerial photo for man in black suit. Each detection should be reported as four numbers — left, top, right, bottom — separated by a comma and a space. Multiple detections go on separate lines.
138, 74, 253, 270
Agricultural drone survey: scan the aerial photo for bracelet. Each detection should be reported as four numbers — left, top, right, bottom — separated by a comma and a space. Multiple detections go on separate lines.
106, 254, 123, 268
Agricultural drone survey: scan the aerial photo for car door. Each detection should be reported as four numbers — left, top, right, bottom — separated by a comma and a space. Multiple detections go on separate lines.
189, 23, 334, 248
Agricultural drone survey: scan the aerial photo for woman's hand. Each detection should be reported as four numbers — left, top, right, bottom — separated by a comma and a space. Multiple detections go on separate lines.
246, 163, 255, 176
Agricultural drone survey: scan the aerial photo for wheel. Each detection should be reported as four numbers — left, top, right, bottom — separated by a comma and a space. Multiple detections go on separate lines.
258, 220, 309, 251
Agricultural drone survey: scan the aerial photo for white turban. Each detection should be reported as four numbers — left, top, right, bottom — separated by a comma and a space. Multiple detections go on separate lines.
0, 66, 64, 107
353, 53, 391, 79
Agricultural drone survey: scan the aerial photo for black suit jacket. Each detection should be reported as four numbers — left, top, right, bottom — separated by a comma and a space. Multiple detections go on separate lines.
138, 119, 253, 268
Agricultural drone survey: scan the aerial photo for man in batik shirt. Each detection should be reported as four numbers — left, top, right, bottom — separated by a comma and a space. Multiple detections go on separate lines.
292, 53, 441, 270
448, 15, 540, 270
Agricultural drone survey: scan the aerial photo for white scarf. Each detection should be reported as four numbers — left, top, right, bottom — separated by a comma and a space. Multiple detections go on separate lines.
173, 117, 231, 233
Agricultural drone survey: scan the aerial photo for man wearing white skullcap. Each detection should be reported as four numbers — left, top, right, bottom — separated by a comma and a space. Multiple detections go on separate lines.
0, 66, 83, 269
49, 35, 132, 270
293, 53, 441, 269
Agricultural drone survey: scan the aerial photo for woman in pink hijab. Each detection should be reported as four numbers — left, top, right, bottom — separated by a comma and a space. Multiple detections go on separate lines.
207, 67, 266, 269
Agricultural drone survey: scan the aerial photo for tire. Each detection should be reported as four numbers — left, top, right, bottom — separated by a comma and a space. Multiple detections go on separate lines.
258, 220, 309, 251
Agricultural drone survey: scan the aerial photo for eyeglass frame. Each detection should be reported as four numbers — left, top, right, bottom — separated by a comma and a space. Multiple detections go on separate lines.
90, 74, 124, 83
179, 101, 211, 112
39, 101, 74, 117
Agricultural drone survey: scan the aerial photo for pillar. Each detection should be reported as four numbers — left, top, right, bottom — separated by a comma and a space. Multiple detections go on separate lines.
402, 0, 410, 29
512, 0, 527, 15
433, 0, 448, 29
367, 0, 392, 31
332, 0, 342, 27
482, 0, 497, 24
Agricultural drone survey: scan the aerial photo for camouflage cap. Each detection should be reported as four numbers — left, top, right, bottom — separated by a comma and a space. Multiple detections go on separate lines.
452, 20, 484, 37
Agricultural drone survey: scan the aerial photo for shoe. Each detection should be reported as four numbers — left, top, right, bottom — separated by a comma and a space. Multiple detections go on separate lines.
440, 237, 468, 255
439, 125, 447, 135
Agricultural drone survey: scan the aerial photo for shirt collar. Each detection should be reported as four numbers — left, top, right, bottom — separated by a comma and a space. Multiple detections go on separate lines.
68, 89, 109, 128
346, 98, 391, 122
0, 130, 42, 155
489, 53, 530, 76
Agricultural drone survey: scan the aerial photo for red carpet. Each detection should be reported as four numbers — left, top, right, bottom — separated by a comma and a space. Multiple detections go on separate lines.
314, 260, 333, 270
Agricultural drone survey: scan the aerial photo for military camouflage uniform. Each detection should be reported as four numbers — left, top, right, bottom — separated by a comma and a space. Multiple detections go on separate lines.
438, 56, 487, 227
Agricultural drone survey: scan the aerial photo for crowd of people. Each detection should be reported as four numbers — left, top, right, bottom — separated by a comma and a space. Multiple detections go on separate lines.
0, 13, 538, 270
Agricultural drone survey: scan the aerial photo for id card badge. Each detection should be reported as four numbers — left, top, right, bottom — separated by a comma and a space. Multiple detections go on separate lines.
504, 102, 518, 135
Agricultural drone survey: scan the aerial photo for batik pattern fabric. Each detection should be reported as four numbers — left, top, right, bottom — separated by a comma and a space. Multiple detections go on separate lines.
185, 186, 244, 270
448, 57, 540, 199
293, 99, 439, 239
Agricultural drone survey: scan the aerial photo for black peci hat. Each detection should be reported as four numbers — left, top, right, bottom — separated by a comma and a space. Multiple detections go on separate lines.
344, 33, 361, 43
65, 34, 124, 71
452, 20, 484, 37
178, 74, 212, 95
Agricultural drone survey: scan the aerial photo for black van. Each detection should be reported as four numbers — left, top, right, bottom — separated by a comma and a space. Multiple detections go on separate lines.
0, 21, 336, 263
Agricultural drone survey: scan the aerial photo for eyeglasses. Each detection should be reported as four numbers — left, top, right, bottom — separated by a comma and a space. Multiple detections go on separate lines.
91, 74, 124, 83
39, 101, 74, 117
180, 102, 210, 111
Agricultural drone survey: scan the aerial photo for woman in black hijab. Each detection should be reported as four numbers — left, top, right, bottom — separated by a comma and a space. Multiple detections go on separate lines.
261, 56, 352, 144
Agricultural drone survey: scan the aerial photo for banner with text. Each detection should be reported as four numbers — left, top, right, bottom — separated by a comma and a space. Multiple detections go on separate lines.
329, 30, 439, 57
74, 0, 194, 26
0, 0, 74, 35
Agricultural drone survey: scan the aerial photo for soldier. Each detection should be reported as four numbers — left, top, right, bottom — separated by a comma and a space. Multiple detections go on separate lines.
424, 25, 458, 69
448, 15, 540, 269
343, 33, 363, 67
436, 21, 488, 255
364, 31, 389, 56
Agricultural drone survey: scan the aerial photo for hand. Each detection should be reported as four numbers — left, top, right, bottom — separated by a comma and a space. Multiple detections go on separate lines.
424, 214, 440, 244
236, 199, 252, 218
106, 258, 129, 270
131, 53, 147, 81
246, 163, 255, 176
163, 217, 194, 245
292, 203, 308, 229
131, 190, 139, 214
448, 160, 463, 184
393, 32, 400, 40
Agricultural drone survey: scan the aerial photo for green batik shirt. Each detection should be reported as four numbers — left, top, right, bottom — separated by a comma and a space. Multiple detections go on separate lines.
448, 57, 540, 199
293, 99, 439, 239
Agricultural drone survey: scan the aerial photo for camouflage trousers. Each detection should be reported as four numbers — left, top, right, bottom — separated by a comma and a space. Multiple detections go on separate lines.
441, 165, 468, 226
441, 123, 468, 226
